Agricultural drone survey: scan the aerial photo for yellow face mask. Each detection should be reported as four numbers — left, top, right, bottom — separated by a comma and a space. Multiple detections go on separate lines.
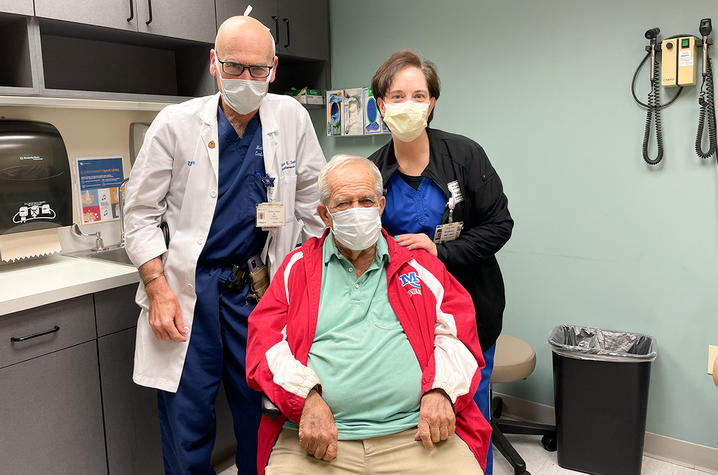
382, 101, 429, 142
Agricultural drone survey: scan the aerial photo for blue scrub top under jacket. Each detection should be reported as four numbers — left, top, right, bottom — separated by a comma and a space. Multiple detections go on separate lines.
382, 171, 446, 240
198, 107, 268, 264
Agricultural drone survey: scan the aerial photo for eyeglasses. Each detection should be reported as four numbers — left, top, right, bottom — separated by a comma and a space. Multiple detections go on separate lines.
216, 57, 273, 78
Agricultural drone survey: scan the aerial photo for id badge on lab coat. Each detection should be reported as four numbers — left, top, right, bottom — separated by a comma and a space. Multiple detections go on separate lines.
433, 221, 463, 244
256, 202, 285, 230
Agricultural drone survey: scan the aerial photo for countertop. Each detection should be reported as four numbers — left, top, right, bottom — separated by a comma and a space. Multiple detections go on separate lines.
0, 254, 139, 316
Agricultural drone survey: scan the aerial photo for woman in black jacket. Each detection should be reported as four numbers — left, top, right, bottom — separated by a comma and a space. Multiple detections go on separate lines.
368, 49, 513, 475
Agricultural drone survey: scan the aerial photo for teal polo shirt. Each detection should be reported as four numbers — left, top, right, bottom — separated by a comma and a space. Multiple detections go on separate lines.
285, 231, 422, 439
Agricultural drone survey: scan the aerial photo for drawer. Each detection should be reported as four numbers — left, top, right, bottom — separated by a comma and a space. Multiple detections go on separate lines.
0, 295, 96, 369
94, 284, 140, 337
0, 340, 107, 474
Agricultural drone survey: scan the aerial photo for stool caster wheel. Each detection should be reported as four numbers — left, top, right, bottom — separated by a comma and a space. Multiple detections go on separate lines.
491, 396, 503, 419
541, 434, 557, 452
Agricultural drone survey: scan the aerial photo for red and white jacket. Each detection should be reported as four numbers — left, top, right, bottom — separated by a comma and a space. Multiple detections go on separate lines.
246, 229, 492, 473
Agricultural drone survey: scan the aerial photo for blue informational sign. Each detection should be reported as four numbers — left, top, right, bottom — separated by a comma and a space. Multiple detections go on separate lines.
76, 157, 125, 223
78, 157, 124, 191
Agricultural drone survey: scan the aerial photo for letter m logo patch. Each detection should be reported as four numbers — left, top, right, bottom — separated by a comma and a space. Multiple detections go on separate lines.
399, 272, 421, 288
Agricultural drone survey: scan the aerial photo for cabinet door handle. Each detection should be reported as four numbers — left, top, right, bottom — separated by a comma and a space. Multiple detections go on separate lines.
272, 16, 279, 50
127, 0, 134, 21
282, 18, 290, 48
282, 18, 291, 48
10, 325, 60, 342
145, 0, 153, 25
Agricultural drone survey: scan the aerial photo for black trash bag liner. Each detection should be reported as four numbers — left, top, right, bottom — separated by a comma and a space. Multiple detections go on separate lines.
549, 325, 657, 362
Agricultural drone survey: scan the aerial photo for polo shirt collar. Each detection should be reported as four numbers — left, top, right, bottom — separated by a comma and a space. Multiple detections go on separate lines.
323, 230, 390, 266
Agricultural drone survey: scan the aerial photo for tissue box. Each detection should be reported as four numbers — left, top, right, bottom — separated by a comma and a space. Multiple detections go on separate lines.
287, 88, 324, 105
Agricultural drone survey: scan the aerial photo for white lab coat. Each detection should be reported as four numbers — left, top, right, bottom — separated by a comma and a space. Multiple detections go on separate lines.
124, 92, 326, 392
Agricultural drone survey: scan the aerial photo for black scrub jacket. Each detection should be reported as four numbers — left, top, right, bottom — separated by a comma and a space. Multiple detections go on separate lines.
369, 128, 514, 351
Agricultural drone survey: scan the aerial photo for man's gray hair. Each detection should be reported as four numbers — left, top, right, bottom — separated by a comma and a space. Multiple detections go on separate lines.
317, 155, 383, 206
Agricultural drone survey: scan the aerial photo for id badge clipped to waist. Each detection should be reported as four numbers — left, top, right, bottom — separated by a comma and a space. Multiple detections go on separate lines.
434, 195, 463, 244
433, 221, 463, 244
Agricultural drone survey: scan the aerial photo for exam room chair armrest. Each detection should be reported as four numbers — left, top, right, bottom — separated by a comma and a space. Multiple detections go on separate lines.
262, 394, 282, 420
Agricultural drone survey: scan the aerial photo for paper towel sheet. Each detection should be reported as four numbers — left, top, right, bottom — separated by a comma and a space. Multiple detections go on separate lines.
0, 228, 62, 263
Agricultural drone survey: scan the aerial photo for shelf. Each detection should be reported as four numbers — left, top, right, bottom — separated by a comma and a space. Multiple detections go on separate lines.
40, 31, 214, 98
0, 15, 33, 89
301, 103, 325, 110
0, 95, 178, 111
331, 133, 391, 138
269, 57, 329, 97
0, 95, 331, 112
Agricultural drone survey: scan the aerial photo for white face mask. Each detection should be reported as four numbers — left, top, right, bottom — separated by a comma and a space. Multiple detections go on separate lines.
214, 56, 270, 115
329, 206, 382, 251
382, 101, 430, 142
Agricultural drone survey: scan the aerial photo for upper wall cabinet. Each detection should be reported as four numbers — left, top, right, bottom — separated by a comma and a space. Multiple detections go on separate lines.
0, 0, 329, 102
0, 0, 33, 15
215, 0, 276, 36
137, 0, 216, 44
34, 0, 216, 44
276, 0, 328, 60
34, 0, 139, 32
215, 0, 328, 60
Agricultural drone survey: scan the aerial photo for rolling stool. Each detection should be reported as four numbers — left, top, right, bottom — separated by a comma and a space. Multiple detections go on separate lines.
490, 334, 556, 475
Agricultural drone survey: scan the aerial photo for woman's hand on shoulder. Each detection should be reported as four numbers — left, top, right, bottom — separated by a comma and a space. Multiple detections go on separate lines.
394, 233, 437, 256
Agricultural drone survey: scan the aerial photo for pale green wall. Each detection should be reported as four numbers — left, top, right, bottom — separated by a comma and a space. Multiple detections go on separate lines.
313, 0, 718, 449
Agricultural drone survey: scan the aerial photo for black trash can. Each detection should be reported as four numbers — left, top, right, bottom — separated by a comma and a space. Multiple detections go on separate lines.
549, 325, 657, 475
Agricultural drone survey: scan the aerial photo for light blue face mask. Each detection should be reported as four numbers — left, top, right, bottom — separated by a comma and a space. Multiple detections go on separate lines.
329, 206, 382, 251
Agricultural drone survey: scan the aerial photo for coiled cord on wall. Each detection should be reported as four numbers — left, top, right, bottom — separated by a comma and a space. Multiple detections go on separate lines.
695, 57, 717, 159
642, 53, 665, 165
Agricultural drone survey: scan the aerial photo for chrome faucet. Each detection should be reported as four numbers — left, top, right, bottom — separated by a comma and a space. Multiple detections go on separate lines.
73, 224, 105, 251
119, 178, 129, 247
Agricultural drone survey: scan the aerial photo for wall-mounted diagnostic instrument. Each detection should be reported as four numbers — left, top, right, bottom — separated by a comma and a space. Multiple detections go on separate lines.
632, 18, 715, 165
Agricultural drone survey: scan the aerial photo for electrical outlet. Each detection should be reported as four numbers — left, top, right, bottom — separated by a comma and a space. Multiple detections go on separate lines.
708, 345, 718, 375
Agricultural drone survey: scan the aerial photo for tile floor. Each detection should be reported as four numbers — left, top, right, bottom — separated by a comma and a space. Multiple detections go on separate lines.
216, 434, 715, 475
491, 434, 713, 475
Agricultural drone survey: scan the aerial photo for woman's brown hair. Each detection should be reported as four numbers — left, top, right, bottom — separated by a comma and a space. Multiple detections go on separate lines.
371, 49, 440, 124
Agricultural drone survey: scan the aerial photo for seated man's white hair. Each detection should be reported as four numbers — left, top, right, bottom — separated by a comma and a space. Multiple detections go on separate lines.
317, 155, 383, 206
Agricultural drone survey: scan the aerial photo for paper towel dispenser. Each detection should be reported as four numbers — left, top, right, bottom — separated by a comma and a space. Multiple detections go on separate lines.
0, 120, 72, 235
129, 122, 150, 168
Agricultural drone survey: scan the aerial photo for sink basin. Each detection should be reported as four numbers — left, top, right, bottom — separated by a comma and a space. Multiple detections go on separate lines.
83, 247, 134, 266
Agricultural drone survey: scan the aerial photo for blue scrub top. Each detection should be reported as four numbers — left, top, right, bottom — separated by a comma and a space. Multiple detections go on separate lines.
198, 107, 268, 264
381, 171, 446, 240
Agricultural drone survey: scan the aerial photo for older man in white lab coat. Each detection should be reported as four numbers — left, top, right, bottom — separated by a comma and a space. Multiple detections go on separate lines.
123, 15, 325, 474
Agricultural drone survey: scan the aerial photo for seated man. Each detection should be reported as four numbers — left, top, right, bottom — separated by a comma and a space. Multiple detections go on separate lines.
247, 155, 491, 474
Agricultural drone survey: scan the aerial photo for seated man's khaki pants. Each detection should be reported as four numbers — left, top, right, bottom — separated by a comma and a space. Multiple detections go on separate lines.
266, 428, 483, 475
